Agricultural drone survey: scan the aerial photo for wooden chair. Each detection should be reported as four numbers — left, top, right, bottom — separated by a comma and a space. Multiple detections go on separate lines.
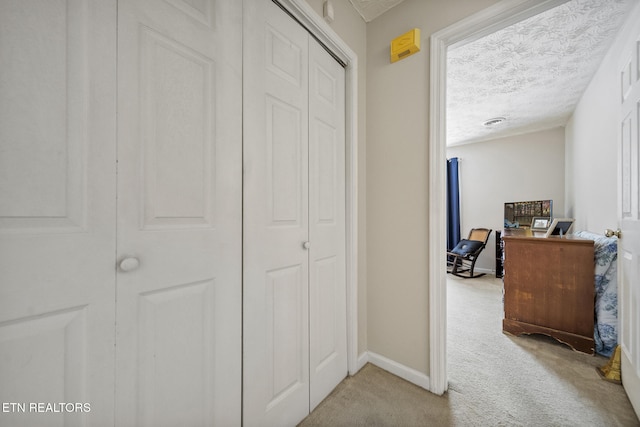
447, 228, 492, 278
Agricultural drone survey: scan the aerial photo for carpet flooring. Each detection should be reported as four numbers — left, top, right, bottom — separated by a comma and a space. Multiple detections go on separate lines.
299, 275, 639, 426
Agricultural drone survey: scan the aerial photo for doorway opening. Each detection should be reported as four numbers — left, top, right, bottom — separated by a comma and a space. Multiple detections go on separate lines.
428, 0, 570, 394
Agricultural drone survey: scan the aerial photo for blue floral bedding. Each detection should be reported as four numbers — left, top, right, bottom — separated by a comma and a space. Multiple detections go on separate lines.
573, 230, 618, 357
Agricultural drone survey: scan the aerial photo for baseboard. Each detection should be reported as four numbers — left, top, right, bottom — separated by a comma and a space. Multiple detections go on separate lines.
357, 352, 369, 372
367, 351, 430, 391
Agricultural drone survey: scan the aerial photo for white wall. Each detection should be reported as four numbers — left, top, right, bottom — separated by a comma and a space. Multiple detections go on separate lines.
447, 128, 566, 272
564, 3, 640, 234
303, 0, 369, 356
366, 0, 499, 376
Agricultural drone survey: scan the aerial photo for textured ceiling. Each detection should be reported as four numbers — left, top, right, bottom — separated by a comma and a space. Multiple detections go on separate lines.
348, 0, 405, 22
446, 0, 636, 146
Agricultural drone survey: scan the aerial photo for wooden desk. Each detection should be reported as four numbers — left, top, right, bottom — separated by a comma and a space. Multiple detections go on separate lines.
501, 229, 595, 353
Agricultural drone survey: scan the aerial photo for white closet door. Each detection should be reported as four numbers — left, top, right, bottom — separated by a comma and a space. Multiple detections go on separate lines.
243, 1, 310, 425
243, 1, 347, 425
0, 1, 117, 425
308, 37, 347, 411
116, 0, 242, 426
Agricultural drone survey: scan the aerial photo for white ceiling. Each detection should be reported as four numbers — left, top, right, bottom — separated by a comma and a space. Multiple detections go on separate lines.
348, 0, 405, 22
446, 0, 636, 146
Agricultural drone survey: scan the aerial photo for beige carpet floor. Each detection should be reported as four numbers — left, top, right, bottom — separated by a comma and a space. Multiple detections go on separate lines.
299, 275, 639, 426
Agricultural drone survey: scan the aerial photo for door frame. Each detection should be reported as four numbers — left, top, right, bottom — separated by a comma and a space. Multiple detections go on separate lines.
273, 0, 360, 376
428, 0, 570, 395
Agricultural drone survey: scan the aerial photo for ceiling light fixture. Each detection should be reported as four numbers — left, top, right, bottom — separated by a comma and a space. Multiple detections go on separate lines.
483, 117, 507, 127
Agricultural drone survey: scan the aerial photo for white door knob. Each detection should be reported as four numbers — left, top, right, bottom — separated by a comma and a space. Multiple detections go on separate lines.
119, 257, 140, 272
303, 241, 311, 249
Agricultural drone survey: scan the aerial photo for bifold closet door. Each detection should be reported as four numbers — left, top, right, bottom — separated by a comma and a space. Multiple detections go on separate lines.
0, 1, 117, 425
307, 31, 347, 412
243, 1, 347, 425
116, 0, 243, 425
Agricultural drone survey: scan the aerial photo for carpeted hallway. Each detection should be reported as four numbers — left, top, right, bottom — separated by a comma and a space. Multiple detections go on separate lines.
299, 275, 639, 426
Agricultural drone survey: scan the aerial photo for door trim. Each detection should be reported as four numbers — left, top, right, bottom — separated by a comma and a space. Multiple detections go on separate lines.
428, 0, 570, 395
274, 0, 359, 376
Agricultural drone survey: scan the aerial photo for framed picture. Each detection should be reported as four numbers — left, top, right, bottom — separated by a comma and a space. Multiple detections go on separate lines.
530, 217, 551, 231
504, 199, 552, 228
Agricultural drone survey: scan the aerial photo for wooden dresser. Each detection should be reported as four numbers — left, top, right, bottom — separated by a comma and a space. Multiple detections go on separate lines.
501, 229, 595, 353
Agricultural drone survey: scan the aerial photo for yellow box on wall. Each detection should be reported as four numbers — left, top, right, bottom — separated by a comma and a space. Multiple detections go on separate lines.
390, 28, 421, 63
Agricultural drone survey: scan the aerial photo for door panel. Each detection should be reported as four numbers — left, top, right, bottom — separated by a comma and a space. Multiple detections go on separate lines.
619, 16, 640, 416
0, 0, 93, 231
267, 96, 305, 225
267, 265, 307, 403
116, 0, 242, 425
243, 2, 310, 425
139, 27, 216, 229
0, 0, 117, 425
308, 38, 347, 411
136, 279, 217, 425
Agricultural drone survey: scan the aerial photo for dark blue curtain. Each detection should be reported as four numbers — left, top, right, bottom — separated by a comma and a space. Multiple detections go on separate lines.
446, 157, 461, 251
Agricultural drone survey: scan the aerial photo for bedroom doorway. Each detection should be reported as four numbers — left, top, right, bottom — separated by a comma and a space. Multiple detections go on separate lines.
428, 0, 571, 394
